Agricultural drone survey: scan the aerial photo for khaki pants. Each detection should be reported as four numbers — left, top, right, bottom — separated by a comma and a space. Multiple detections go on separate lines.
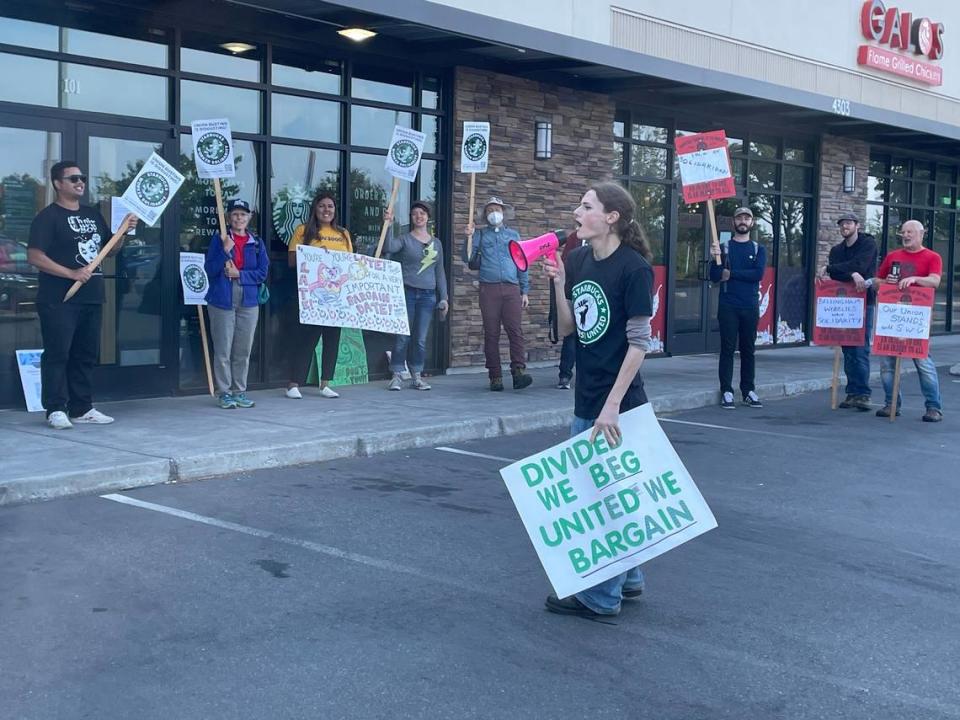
207, 282, 259, 395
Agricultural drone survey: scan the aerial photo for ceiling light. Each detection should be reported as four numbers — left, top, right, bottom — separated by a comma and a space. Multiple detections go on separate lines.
338, 27, 377, 42
220, 42, 256, 54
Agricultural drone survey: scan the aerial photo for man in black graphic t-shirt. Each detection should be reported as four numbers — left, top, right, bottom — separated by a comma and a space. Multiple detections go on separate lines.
27, 160, 136, 429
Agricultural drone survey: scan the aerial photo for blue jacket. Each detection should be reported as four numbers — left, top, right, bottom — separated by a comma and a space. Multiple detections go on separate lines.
204, 231, 270, 310
465, 224, 529, 294
709, 238, 766, 309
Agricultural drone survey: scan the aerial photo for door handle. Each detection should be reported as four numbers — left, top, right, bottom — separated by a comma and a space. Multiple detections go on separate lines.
697, 259, 711, 282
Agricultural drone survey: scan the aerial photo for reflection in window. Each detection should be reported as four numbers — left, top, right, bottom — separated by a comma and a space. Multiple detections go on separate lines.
748, 137, 778, 158
421, 76, 440, 109
271, 58, 341, 94
748, 194, 775, 253
270, 144, 341, 250
62, 27, 168, 67
0, 53, 58, 107
868, 175, 887, 203
272, 93, 340, 143
418, 159, 439, 213
864, 204, 884, 241
351, 67, 413, 105
181, 80, 260, 133
748, 161, 778, 191
612, 142, 625, 175
421, 115, 439, 154
630, 146, 667, 179
350, 107, 412, 149
629, 182, 667, 264
350, 152, 410, 257
777, 197, 808, 343
63, 63, 168, 119
181, 46, 260, 82
0, 17, 58, 50
783, 142, 813, 163
782, 165, 812, 194
932, 212, 950, 331
631, 124, 668, 144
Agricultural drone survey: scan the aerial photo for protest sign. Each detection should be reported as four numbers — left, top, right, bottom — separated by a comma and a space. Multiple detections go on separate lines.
384, 126, 426, 183
15, 349, 43, 412
179, 252, 208, 306
190, 118, 236, 179
872, 284, 934, 359
121, 152, 185, 227
110, 197, 136, 236
674, 131, 737, 205
461, 122, 490, 173
500, 404, 717, 599
297, 245, 410, 335
813, 280, 866, 346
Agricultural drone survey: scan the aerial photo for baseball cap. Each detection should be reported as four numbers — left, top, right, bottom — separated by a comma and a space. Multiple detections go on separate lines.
411, 200, 432, 217
227, 199, 251, 213
837, 212, 859, 224
733, 207, 753, 218
483, 196, 506, 210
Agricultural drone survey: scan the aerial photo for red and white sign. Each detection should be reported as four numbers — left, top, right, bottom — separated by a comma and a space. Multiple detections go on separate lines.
871, 284, 934, 359
756, 268, 775, 346
857, 0, 945, 86
650, 265, 666, 353
674, 131, 736, 205
812, 280, 867, 347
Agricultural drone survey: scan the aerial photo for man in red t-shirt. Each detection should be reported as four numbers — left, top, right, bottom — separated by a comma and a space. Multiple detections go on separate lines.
873, 220, 943, 422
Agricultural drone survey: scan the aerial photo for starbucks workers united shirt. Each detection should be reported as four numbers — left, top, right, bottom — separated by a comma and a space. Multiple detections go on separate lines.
28, 203, 110, 304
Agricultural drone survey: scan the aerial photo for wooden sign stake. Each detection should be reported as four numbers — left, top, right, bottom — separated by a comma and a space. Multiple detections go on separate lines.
830, 346, 842, 409
890, 357, 902, 423
63, 225, 131, 302
706, 199, 722, 266
375, 177, 400, 259
197, 306, 215, 396
466, 173, 477, 259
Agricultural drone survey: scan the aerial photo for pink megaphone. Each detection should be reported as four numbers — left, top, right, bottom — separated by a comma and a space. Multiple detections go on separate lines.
508, 231, 562, 272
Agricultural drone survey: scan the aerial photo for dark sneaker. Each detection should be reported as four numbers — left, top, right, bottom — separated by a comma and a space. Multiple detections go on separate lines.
545, 593, 611, 618
876, 404, 901, 418
743, 391, 762, 408
232, 392, 255, 408
851, 395, 872, 412
512, 369, 533, 390
489, 377, 504, 392
922, 408, 943, 423
721, 391, 735, 409
838, 394, 856, 409
218, 393, 237, 409
557, 376, 572, 390
622, 585, 644, 601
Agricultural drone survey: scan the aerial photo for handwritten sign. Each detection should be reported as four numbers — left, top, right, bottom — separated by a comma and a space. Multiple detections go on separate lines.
674, 130, 737, 204
872, 284, 934, 359
297, 245, 410, 335
812, 280, 866, 346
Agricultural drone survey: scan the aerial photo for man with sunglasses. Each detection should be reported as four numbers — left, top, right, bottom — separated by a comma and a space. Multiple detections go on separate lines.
27, 160, 135, 429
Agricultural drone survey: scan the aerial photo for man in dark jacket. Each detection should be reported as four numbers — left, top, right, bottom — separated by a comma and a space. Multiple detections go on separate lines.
820, 212, 877, 411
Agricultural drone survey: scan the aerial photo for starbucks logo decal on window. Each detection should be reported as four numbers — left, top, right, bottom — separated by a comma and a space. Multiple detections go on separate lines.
135, 172, 170, 208
571, 280, 610, 344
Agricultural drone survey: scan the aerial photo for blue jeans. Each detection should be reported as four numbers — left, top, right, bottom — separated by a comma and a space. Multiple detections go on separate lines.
569, 415, 645, 615
391, 286, 437, 374
842, 303, 874, 397
558, 333, 576, 380
880, 354, 942, 410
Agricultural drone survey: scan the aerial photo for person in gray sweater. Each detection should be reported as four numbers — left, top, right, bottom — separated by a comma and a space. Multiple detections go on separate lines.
383, 201, 449, 390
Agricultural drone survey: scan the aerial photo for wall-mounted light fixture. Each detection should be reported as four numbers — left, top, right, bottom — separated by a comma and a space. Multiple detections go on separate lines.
843, 164, 856, 193
220, 42, 256, 54
535, 120, 552, 160
338, 27, 377, 42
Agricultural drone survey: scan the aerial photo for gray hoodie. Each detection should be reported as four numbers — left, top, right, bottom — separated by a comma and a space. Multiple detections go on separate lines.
384, 228, 448, 302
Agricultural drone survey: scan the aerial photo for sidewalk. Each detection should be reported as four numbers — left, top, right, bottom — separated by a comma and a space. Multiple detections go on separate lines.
3, 336, 960, 506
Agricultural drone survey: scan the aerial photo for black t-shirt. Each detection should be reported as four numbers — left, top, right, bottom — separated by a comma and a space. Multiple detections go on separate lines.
28, 203, 109, 304
565, 243, 654, 420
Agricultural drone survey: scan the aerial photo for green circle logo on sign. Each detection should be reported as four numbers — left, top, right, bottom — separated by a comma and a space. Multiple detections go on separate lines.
197, 132, 230, 165
571, 280, 610, 344
135, 172, 170, 207
183, 264, 207, 293
391, 140, 419, 168
463, 133, 487, 161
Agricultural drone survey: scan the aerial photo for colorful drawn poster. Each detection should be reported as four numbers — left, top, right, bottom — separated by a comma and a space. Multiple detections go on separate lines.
649, 265, 667, 353
756, 267, 776, 346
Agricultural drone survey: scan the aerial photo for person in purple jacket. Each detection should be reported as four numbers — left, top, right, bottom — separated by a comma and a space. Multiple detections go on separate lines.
204, 199, 270, 409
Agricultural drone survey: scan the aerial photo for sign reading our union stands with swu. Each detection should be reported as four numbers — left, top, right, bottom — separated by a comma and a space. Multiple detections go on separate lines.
857, 0, 945, 86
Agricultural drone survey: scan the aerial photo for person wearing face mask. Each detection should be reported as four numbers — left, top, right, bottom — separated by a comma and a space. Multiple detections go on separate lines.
464, 196, 532, 391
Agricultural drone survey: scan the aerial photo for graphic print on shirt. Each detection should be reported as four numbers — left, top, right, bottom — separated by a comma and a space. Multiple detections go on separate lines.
571, 280, 610, 345
68, 215, 103, 268
418, 241, 438, 274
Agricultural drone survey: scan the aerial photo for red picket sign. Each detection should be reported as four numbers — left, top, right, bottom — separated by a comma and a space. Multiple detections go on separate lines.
812, 280, 867, 346
674, 130, 737, 204
871, 284, 935, 359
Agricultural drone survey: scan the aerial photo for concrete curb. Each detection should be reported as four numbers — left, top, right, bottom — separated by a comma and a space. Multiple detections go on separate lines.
0, 459, 172, 506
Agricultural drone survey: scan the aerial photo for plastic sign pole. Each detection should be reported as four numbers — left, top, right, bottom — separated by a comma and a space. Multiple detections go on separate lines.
375, 177, 400, 259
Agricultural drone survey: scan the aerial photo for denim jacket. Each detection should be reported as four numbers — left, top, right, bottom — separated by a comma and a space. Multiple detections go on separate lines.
204, 231, 270, 310
465, 224, 529, 294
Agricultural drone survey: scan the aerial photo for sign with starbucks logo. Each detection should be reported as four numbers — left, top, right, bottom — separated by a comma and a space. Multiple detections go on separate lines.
179, 252, 208, 306
121, 152, 185, 227
383, 125, 426, 183
460, 121, 490, 173
571, 280, 611, 345
190, 118, 236, 179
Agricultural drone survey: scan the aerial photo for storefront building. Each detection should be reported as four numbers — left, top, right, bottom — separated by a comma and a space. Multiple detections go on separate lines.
1, 1, 958, 408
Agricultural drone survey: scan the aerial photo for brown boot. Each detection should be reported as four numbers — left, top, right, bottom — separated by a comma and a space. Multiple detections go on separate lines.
511, 367, 533, 390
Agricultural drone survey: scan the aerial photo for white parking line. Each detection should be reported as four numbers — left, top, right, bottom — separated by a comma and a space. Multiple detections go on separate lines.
658, 417, 820, 441
435, 446, 515, 462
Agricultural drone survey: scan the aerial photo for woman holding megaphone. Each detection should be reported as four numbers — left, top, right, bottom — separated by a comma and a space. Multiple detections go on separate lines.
541, 181, 655, 620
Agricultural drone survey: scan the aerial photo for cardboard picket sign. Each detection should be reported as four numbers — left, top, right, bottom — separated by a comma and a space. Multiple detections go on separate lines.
674, 130, 737, 204
813, 280, 867, 346
872, 284, 934, 359
500, 404, 717, 599
190, 118, 236, 179
179, 252, 209, 306
384, 126, 427, 183
120, 152, 186, 227
460, 121, 490, 173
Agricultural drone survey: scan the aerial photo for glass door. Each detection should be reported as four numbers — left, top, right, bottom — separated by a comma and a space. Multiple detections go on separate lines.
78, 122, 177, 398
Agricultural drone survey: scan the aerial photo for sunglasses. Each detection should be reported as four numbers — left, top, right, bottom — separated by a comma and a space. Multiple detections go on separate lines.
62, 174, 88, 184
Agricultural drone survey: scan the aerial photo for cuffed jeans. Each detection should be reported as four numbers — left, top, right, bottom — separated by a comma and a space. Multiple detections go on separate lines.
479, 282, 526, 378
569, 414, 645, 615
391, 286, 436, 374
37, 301, 101, 418
558, 333, 576, 380
718, 303, 759, 397
880, 354, 942, 410
207, 282, 260, 395
842, 303, 874, 398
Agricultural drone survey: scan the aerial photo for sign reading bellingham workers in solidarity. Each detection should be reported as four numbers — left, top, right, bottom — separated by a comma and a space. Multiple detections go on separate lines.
190, 118, 236, 179
500, 404, 717, 599
120, 152, 185, 227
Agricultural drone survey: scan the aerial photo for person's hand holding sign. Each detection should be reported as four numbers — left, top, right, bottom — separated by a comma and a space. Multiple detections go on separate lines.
437, 299, 449, 319
464, 221, 475, 238
72, 264, 94, 284
898, 276, 919, 290
710, 238, 721, 260
592, 400, 622, 448
383, 207, 394, 225
851, 271, 867, 292
225, 259, 240, 279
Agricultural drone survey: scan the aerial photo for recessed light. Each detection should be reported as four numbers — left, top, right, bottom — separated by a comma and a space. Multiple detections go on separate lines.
337, 27, 377, 42
220, 42, 256, 54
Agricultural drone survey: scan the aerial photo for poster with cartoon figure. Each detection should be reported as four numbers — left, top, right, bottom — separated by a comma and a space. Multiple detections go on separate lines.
190, 118, 236, 179
121, 152, 185, 227
296, 245, 409, 335
69, 214, 104, 270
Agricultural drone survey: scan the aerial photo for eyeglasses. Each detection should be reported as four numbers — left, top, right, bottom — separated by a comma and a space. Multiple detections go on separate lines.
62, 174, 87, 184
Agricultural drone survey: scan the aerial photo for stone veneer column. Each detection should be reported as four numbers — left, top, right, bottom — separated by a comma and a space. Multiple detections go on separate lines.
815, 135, 870, 271
448, 67, 616, 370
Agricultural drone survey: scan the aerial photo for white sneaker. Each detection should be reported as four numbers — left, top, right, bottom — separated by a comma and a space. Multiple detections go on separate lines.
950, 363, 960, 376
320, 386, 339, 398
285, 386, 302, 399
47, 411, 73, 430
71, 408, 114, 424
388, 374, 403, 391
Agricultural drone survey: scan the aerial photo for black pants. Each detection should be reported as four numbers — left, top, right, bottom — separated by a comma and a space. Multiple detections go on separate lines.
718, 303, 759, 397
289, 323, 342, 384
37, 302, 102, 418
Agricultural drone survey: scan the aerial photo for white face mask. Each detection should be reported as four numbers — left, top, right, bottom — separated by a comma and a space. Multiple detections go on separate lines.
486, 211, 503, 226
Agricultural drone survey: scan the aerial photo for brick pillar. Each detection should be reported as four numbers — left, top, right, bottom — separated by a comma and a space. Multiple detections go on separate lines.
816, 135, 870, 271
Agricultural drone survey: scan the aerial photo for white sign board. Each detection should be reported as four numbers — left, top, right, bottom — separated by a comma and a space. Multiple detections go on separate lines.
179, 252, 209, 306
190, 118, 236, 179
384, 126, 426, 183
460, 121, 490, 173
676, 147, 731, 186
15, 349, 43, 412
296, 245, 410, 335
110, 197, 136, 236
500, 404, 717, 599
120, 152, 185, 227
815, 296, 865, 329
875, 302, 931, 340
